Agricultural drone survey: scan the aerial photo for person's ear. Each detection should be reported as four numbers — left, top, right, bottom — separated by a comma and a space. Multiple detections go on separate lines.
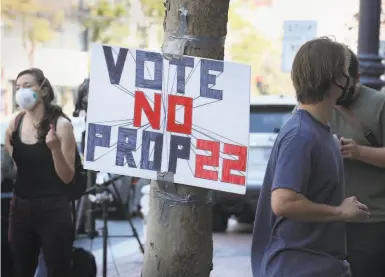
40, 86, 48, 99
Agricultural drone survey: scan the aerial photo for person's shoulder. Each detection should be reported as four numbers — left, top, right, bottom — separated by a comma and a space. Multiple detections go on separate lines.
277, 120, 314, 150
7, 111, 25, 132
280, 111, 314, 138
360, 85, 385, 101
56, 116, 74, 134
357, 85, 385, 116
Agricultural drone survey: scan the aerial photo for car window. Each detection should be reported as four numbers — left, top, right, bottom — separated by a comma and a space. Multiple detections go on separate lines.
250, 105, 294, 133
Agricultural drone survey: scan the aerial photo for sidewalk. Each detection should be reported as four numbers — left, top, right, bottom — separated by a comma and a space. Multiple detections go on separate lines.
97, 253, 142, 277
97, 252, 252, 277
78, 218, 253, 277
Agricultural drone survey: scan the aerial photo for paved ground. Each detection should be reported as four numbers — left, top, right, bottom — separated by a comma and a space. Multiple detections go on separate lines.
75, 217, 253, 277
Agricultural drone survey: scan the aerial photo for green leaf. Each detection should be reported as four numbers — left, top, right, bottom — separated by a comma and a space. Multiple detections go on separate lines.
228, 2, 291, 95
140, 0, 164, 22
85, 0, 130, 44
2, 0, 63, 46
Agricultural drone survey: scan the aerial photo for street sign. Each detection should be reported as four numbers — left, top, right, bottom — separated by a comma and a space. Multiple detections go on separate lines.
84, 44, 251, 195
282, 20, 317, 72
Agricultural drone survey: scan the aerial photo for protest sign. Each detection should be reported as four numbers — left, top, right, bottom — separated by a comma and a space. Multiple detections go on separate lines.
84, 44, 251, 194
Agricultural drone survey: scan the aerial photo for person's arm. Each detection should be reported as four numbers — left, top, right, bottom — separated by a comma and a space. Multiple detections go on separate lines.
271, 135, 344, 222
356, 146, 385, 168
272, 189, 343, 221
1, 146, 17, 181
48, 117, 76, 184
4, 115, 17, 157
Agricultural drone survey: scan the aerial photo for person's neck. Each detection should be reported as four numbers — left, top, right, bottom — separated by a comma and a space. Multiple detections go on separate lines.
25, 103, 45, 124
298, 100, 333, 126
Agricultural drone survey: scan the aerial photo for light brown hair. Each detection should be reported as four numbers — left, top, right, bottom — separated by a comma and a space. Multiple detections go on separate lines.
291, 37, 348, 104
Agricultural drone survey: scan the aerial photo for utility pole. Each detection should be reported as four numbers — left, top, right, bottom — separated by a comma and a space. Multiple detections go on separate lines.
142, 0, 230, 276
357, 0, 385, 90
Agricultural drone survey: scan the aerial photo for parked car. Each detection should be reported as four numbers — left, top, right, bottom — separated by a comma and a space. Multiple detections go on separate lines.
212, 95, 297, 232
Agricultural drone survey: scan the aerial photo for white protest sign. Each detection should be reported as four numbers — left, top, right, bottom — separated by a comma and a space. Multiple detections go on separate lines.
282, 20, 317, 72
84, 44, 251, 194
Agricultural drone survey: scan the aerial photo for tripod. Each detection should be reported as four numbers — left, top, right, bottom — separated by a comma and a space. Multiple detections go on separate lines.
75, 170, 99, 239
78, 175, 145, 277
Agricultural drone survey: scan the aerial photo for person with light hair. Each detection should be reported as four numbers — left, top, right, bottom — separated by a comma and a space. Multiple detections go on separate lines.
251, 38, 370, 277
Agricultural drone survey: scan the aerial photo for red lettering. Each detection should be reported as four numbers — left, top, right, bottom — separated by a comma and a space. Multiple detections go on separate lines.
222, 144, 247, 185
166, 95, 193, 135
133, 91, 161, 130
194, 139, 220, 181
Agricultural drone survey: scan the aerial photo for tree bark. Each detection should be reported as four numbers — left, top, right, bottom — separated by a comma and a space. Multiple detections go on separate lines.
142, 0, 230, 276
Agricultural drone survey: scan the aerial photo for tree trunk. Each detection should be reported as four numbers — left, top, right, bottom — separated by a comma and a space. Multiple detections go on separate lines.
142, 0, 230, 276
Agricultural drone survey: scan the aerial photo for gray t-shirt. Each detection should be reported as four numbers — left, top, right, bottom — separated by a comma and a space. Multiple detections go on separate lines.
330, 85, 385, 222
251, 110, 350, 277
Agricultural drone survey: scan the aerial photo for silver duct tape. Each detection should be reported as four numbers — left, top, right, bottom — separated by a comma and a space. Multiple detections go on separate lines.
162, 7, 226, 60
155, 171, 212, 226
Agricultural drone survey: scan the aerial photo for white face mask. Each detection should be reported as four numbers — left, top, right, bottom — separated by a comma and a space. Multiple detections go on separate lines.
15, 88, 38, 110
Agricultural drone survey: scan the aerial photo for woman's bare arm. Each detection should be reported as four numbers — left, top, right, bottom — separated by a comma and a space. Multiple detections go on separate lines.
51, 117, 76, 184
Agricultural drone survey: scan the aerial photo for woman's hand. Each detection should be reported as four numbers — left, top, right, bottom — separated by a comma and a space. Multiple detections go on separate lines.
46, 124, 62, 152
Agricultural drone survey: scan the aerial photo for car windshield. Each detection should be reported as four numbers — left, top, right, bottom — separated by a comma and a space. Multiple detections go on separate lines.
250, 105, 294, 133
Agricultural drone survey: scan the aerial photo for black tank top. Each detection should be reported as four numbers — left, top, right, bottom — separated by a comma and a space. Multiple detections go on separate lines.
12, 114, 67, 199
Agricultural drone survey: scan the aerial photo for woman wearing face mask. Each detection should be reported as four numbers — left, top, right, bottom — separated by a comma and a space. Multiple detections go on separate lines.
5, 68, 76, 277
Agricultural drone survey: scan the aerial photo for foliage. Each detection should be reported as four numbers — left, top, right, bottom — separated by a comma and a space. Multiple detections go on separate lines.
2, 0, 63, 65
140, 0, 165, 24
133, 0, 165, 50
83, 0, 130, 44
228, 1, 292, 95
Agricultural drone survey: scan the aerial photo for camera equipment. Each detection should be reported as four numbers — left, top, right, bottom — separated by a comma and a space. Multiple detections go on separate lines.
75, 170, 98, 239
72, 78, 97, 236
75, 174, 144, 277
72, 79, 144, 276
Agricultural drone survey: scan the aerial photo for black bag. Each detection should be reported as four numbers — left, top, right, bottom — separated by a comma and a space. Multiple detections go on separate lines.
12, 112, 87, 201
67, 147, 87, 200
335, 105, 382, 147
55, 114, 87, 201
71, 247, 97, 277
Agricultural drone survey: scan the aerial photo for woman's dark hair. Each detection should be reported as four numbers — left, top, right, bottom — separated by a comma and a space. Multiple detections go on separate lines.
16, 68, 64, 140
73, 78, 89, 117
348, 49, 359, 79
